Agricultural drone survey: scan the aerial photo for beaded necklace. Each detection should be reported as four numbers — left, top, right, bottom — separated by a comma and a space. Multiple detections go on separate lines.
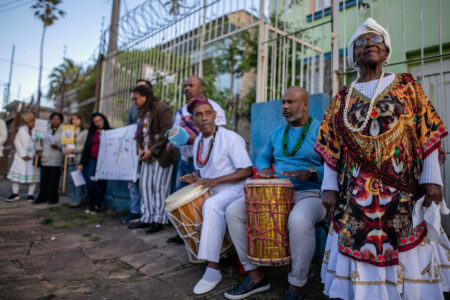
196, 126, 218, 168
282, 116, 313, 157
343, 71, 385, 133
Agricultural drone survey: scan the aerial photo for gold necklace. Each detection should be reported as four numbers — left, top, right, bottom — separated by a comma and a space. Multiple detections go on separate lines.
343, 72, 385, 133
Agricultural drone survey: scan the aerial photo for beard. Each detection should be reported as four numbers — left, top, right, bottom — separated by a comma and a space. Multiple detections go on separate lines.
285, 110, 303, 122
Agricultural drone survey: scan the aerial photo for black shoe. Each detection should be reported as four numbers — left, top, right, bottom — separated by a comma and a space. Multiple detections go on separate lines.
128, 221, 148, 229
5, 194, 20, 202
283, 288, 306, 300
146, 222, 164, 233
26, 195, 35, 203
167, 234, 184, 245
120, 213, 140, 224
224, 274, 270, 300
32, 198, 46, 204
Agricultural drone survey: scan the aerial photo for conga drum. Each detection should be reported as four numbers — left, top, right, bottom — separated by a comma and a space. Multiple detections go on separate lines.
244, 179, 294, 265
165, 184, 232, 263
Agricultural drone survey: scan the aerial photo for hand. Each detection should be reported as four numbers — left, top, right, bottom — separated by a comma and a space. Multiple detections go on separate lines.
77, 165, 83, 172
258, 168, 277, 179
166, 142, 176, 152
179, 172, 200, 184
281, 170, 314, 181
36, 150, 42, 156
323, 190, 338, 214
51, 144, 58, 149
194, 178, 218, 188
139, 150, 152, 162
422, 184, 442, 207
64, 148, 73, 155
22, 155, 31, 161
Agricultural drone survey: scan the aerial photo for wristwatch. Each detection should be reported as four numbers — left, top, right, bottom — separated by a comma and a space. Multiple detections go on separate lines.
307, 167, 318, 180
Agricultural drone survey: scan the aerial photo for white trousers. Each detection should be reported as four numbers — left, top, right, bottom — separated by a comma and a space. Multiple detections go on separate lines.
12, 182, 36, 195
226, 191, 326, 287
197, 186, 243, 263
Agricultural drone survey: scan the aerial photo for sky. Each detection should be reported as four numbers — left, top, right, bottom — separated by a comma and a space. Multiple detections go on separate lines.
0, 0, 146, 109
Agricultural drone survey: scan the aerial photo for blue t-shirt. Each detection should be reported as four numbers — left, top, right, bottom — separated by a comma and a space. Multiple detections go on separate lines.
255, 118, 324, 191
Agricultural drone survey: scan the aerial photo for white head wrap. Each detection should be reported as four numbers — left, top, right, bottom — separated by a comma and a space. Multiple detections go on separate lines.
347, 18, 391, 71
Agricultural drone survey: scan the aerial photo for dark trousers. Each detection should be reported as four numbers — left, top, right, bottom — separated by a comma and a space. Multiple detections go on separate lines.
84, 158, 106, 209
37, 166, 61, 204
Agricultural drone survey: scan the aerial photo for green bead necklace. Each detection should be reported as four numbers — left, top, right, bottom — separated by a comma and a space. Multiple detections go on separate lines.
282, 116, 313, 157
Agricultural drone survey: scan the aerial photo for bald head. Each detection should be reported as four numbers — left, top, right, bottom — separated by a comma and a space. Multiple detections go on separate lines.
281, 86, 309, 126
184, 76, 204, 101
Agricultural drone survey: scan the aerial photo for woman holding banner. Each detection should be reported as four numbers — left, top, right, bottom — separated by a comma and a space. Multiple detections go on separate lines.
6, 112, 40, 202
64, 113, 87, 208
78, 112, 111, 213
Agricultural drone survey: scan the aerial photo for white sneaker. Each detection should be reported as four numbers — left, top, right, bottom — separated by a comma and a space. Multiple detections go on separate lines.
5, 194, 20, 202
193, 278, 221, 295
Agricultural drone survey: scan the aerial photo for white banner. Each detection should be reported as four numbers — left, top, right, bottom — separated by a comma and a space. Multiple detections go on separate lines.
95, 124, 138, 181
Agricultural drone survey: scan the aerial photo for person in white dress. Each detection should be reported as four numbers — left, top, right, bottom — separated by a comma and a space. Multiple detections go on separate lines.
179, 96, 253, 295
6, 113, 40, 202
0, 118, 7, 158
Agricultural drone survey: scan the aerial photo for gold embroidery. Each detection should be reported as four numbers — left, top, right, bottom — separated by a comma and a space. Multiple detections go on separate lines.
324, 250, 331, 264
421, 261, 440, 278
397, 262, 405, 282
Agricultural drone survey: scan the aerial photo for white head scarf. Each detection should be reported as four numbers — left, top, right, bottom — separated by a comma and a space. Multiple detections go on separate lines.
347, 18, 391, 71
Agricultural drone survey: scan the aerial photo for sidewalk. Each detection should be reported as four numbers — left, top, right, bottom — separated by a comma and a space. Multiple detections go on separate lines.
0, 178, 326, 300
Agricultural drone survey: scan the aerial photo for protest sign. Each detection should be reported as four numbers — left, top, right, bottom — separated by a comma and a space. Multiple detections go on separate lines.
61, 125, 75, 144
95, 124, 138, 181
33, 119, 48, 139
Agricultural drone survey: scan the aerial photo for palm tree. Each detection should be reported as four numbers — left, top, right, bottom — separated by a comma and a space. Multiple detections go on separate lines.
47, 58, 83, 103
31, 0, 65, 117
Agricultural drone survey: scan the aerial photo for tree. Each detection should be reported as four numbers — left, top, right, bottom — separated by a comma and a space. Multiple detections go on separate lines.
31, 0, 65, 117
47, 58, 83, 103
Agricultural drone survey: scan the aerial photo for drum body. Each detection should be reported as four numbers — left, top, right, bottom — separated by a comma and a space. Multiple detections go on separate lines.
165, 184, 231, 263
244, 179, 294, 265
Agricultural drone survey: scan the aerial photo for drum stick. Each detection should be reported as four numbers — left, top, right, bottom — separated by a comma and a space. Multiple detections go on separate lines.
62, 154, 68, 193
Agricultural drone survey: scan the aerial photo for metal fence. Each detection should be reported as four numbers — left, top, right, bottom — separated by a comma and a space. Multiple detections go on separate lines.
98, 0, 450, 228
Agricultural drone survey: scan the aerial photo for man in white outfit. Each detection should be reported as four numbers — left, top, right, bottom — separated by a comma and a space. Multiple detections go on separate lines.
179, 96, 252, 295
224, 87, 326, 300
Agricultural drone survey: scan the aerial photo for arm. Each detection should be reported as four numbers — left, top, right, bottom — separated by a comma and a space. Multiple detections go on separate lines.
255, 132, 275, 174
193, 167, 253, 188
150, 103, 174, 158
420, 149, 443, 207
14, 127, 27, 158
0, 120, 7, 145
74, 130, 88, 155
321, 164, 339, 214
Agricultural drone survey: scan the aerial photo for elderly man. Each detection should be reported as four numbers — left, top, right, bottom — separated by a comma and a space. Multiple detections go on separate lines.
225, 86, 326, 300
179, 96, 253, 295
167, 76, 227, 245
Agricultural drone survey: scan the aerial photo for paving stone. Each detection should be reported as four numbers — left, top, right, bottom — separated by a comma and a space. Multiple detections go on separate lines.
139, 253, 183, 276
120, 249, 163, 270
0, 242, 29, 258
29, 233, 89, 255
81, 237, 151, 261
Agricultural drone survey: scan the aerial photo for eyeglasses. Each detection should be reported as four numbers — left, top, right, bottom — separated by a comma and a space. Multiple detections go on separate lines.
354, 35, 384, 48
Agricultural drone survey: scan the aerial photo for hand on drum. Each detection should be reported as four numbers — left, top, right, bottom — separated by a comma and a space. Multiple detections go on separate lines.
422, 183, 443, 207
280, 170, 313, 181
258, 168, 277, 178
179, 172, 200, 184
193, 178, 218, 188
322, 190, 338, 214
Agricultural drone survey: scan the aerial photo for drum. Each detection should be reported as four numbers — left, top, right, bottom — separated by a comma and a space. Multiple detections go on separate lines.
244, 178, 294, 265
165, 184, 232, 263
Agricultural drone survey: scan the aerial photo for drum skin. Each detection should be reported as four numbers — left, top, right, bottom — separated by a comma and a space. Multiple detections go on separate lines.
245, 179, 294, 266
165, 184, 232, 263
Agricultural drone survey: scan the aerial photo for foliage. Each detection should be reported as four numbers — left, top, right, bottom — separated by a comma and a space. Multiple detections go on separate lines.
47, 58, 84, 101
31, 0, 65, 27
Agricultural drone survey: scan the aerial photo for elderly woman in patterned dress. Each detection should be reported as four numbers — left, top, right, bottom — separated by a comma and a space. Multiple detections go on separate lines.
316, 18, 450, 299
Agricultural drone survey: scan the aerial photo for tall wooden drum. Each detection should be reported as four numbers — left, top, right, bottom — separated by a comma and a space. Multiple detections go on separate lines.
244, 179, 294, 265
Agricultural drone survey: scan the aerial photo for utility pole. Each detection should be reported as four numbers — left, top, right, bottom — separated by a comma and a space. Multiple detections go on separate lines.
107, 0, 120, 56
5, 45, 15, 107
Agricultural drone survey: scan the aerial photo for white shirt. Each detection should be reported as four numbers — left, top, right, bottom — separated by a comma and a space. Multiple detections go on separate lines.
193, 127, 252, 194
174, 98, 226, 161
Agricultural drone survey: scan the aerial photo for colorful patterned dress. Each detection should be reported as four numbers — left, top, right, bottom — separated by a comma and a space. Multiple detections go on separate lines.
316, 73, 450, 299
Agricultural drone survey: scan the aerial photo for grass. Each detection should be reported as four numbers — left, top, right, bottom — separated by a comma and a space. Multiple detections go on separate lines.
42, 207, 103, 228
81, 233, 101, 242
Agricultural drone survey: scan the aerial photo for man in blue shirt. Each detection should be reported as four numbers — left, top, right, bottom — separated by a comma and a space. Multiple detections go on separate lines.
225, 86, 326, 300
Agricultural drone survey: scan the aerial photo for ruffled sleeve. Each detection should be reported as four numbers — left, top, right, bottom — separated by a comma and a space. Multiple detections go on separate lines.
406, 73, 448, 164
314, 88, 345, 171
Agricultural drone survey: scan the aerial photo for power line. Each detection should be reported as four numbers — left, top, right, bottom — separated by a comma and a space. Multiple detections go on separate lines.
0, 0, 28, 9
0, 58, 51, 71
0, 0, 34, 14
